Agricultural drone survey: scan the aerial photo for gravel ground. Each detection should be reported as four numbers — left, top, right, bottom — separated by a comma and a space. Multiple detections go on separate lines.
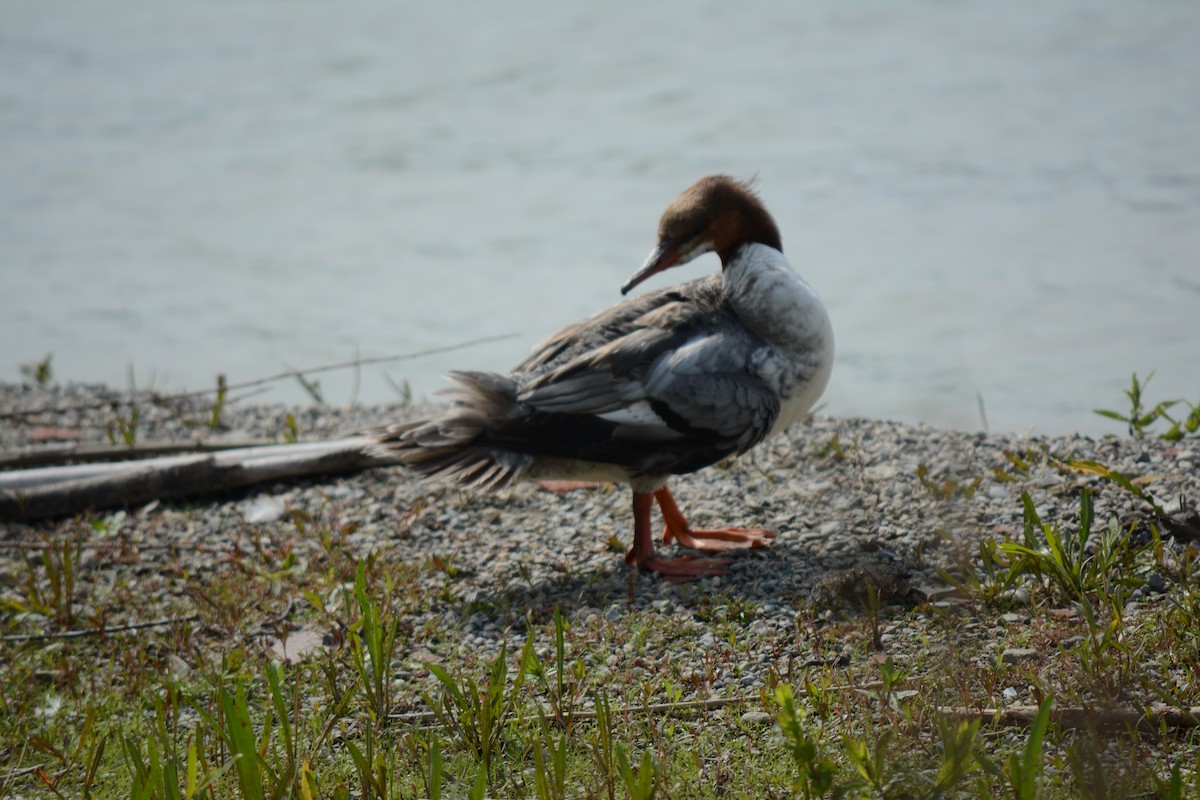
3, 380, 1199, 715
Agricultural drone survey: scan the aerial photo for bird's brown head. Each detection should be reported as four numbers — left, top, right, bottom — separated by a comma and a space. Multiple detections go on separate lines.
620, 175, 782, 295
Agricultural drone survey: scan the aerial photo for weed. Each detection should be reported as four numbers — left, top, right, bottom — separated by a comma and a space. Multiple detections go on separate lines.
992, 446, 1049, 483
1000, 490, 1150, 605
23, 535, 83, 628
283, 413, 300, 443
20, 353, 53, 386
588, 689, 618, 800
1061, 458, 1168, 517
1094, 371, 1199, 440
996, 696, 1053, 799
856, 656, 918, 714
348, 561, 404, 724
208, 374, 228, 431
917, 463, 982, 501
614, 743, 657, 800
523, 608, 588, 731
424, 642, 525, 790
106, 403, 140, 446
931, 716, 982, 793
938, 534, 1024, 608
820, 430, 858, 462
771, 683, 839, 799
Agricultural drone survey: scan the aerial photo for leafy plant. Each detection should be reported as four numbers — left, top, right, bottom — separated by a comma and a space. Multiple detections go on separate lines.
819, 430, 857, 462
282, 413, 300, 443
20, 353, 54, 386
24, 536, 83, 627
1062, 458, 1167, 517
614, 744, 657, 800
917, 464, 982, 501
424, 642, 525, 789
772, 684, 838, 799
106, 404, 140, 446
523, 608, 588, 731
1000, 490, 1150, 605
937, 534, 1025, 608
1001, 696, 1053, 799
929, 716, 981, 793
1094, 371, 1198, 440
588, 689, 618, 800
209, 374, 228, 431
348, 562, 402, 723
856, 656, 918, 713
531, 727, 569, 800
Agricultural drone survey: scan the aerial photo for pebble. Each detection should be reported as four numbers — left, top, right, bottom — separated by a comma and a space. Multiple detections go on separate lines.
244, 496, 286, 524
740, 711, 773, 726
168, 654, 192, 679
1001, 648, 1041, 664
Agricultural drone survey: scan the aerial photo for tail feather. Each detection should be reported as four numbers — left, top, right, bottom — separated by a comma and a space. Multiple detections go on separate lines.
376, 371, 531, 490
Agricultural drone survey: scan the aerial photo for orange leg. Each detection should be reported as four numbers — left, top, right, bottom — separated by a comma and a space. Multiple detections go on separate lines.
654, 486, 774, 553
625, 491, 730, 582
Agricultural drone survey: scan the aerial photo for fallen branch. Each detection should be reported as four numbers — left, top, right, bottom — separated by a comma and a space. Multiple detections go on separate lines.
937, 704, 1200, 733
0, 438, 277, 471
389, 696, 753, 729
2, 614, 201, 643
0, 438, 400, 522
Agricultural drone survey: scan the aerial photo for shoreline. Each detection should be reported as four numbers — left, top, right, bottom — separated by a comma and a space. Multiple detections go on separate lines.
3, 381, 1195, 594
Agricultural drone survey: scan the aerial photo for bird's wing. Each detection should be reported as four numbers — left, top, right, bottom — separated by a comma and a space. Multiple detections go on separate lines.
505, 295, 781, 476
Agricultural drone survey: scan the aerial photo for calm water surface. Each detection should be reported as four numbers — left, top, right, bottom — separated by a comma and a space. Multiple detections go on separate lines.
3, 1, 1198, 434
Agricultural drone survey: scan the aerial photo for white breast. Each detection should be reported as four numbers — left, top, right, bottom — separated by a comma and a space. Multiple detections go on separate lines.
723, 243, 834, 436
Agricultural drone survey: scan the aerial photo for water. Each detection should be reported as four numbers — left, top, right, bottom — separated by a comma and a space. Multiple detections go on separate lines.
3, 1, 1198, 435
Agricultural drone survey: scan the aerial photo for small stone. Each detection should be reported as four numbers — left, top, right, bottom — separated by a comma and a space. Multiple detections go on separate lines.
272, 628, 328, 664
1000, 613, 1023, 624
740, 710, 773, 726
999, 588, 1030, 606
818, 520, 842, 536
168, 654, 191, 679
1001, 648, 1040, 664
244, 496, 286, 524
864, 465, 897, 481
932, 599, 970, 613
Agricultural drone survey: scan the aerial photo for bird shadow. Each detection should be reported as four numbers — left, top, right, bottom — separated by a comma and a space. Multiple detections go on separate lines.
440, 533, 921, 635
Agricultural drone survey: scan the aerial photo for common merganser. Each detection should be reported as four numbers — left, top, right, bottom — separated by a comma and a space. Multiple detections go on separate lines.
384, 175, 834, 581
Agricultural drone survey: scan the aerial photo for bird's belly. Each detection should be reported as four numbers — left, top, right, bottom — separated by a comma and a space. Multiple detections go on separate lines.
525, 457, 642, 486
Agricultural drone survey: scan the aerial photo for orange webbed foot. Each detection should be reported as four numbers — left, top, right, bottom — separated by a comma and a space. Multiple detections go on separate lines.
653, 486, 775, 554
662, 526, 775, 553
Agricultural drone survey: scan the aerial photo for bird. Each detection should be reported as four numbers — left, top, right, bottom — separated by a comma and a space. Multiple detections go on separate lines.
382, 175, 833, 581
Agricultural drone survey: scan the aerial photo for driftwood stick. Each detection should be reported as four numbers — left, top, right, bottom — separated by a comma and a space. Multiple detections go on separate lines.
2, 614, 202, 644
389, 696, 750, 728
937, 704, 1200, 733
0, 438, 279, 471
0, 438, 401, 522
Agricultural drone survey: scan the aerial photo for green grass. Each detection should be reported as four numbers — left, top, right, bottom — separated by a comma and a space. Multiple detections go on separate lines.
3, 491, 1198, 799
3, 373, 1200, 797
